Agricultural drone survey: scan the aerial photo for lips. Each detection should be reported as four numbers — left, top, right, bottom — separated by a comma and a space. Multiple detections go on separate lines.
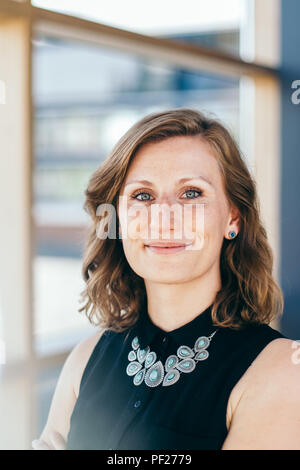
144, 242, 192, 248
144, 241, 193, 255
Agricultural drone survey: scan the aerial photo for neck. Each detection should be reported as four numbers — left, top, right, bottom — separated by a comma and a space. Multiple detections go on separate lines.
144, 263, 221, 333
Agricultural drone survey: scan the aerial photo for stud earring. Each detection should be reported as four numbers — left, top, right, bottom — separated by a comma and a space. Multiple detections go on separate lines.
228, 230, 237, 239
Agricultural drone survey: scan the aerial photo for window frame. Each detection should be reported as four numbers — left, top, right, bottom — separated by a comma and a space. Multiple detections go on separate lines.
0, 0, 281, 448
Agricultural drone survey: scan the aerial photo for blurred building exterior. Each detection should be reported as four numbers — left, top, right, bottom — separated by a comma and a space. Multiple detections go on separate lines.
0, 0, 299, 450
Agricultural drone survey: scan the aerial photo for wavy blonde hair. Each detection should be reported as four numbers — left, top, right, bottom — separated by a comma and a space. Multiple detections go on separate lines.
78, 108, 284, 332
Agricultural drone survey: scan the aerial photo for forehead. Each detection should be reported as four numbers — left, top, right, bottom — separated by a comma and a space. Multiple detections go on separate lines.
124, 135, 221, 183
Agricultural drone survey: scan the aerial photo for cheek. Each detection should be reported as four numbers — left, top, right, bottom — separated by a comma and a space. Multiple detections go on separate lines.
121, 228, 145, 258
182, 204, 210, 237
191, 205, 225, 249
119, 202, 150, 240
121, 239, 140, 271
202, 204, 225, 231
121, 244, 140, 275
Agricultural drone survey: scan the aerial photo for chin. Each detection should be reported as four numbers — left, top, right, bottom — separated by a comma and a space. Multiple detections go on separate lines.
141, 270, 194, 284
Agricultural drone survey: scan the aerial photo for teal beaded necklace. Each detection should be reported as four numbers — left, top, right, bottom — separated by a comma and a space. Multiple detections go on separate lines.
126, 330, 217, 387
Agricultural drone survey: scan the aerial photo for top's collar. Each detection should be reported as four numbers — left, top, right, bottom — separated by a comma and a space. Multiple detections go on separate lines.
133, 303, 214, 350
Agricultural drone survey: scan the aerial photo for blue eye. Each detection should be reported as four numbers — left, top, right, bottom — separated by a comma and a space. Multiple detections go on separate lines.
182, 189, 202, 199
131, 192, 153, 201
130, 187, 202, 201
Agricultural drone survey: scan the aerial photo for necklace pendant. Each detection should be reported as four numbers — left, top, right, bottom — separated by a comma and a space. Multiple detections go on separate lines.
165, 355, 179, 372
133, 367, 146, 386
177, 345, 194, 359
195, 349, 209, 360
162, 368, 180, 386
176, 358, 196, 373
128, 350, 137, 361
131, 336, 140, 350
144, 361, 164, 387
194, 336, 210, 351
126, 361, 142, 376
137, 345, 150, 363
144, 350, 157, 368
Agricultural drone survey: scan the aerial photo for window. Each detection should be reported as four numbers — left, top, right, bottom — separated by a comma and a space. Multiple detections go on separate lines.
32, 0, 243, 56
0, 0, 282, 449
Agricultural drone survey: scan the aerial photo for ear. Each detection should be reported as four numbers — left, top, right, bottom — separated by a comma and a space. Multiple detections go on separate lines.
225, 205, 240, 238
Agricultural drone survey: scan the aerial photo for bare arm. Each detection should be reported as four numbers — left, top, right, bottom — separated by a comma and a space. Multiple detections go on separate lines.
222, 338, 300, 450
34, 328, 106, 449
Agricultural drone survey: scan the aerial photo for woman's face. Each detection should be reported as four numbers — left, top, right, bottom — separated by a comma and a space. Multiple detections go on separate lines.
118, 135, 239, 284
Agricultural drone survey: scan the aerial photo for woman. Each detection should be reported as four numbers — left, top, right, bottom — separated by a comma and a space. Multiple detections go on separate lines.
32, 108, 300, 450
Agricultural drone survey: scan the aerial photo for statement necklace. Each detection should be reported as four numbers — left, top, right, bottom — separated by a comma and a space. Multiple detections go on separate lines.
126, 330, 217, 388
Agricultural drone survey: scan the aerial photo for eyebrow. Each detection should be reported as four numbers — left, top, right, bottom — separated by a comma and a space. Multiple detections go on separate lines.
124, 176, 213, 187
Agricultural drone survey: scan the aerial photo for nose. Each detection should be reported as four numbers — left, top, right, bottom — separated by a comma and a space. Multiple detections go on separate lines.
148, 200, 182, 239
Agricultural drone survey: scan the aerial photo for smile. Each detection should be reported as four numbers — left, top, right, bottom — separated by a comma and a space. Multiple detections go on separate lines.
144, 244, 192, 254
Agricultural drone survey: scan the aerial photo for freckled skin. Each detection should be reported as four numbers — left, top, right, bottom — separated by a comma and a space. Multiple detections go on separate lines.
118, 135, 239, 285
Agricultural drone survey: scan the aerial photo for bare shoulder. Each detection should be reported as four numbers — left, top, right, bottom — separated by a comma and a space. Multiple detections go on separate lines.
39, 327, 107, 445
226, 338, 297, 426
224, 337, 300, 449
71, 327, 108, 397
239, 337, 300, 395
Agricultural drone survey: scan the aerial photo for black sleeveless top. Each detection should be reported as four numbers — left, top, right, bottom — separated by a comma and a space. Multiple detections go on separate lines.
66, 304, 285, 450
